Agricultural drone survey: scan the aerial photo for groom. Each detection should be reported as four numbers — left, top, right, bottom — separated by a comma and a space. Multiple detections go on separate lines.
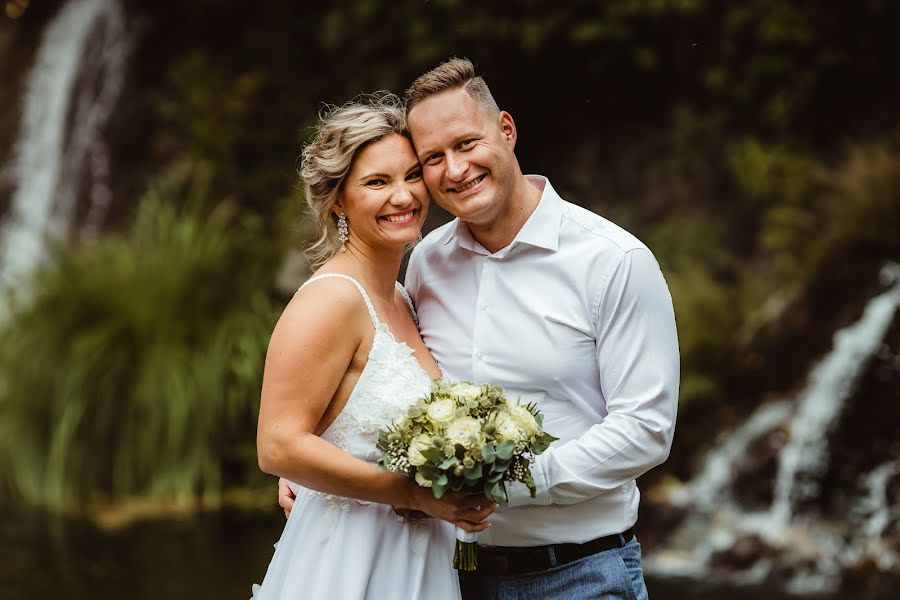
284, 58, 679, 599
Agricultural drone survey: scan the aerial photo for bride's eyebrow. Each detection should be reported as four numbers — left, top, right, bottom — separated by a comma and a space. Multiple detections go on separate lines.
358, 171, 390, 180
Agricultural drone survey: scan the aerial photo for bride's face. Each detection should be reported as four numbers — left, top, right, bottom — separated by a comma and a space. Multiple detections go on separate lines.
335, 133, 428, 252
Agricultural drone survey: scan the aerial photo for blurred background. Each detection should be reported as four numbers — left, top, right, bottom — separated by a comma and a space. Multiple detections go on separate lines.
1, 0, 899, 598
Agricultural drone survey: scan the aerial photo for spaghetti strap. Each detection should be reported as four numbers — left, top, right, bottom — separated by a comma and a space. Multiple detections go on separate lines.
394, 281, 418, 326
299, 274, 380, 327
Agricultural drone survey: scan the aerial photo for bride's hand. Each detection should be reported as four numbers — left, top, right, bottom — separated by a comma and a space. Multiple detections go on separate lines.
278, 477, 296, 519
407, 485, 497, 533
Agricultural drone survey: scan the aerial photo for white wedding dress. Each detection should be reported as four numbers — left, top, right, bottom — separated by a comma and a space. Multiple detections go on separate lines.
251, 274, 461, 600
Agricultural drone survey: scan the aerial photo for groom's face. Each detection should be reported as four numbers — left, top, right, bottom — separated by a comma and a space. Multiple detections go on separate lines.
407, 88, 517, 229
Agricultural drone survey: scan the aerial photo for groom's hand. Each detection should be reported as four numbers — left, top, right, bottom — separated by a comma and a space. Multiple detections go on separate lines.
278, 477, 296, 519
409, 487, 497, 533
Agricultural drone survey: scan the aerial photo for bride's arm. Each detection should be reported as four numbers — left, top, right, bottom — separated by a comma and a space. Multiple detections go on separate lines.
257, 282, 494, 531
257, 283, 396, 501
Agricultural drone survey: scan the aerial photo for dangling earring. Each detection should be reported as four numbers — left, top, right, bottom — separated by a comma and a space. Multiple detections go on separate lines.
337, 212, 349, 253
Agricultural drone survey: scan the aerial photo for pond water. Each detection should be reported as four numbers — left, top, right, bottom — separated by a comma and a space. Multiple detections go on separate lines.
0, 506, 839, 599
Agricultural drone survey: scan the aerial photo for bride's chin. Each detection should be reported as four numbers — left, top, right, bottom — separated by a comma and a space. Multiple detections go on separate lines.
375, 235, 420, 252
387, 228, 424, 246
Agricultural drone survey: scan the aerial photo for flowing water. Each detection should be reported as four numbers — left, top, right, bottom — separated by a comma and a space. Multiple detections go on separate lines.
0, 0, 129, 303
647, 264, 900, 595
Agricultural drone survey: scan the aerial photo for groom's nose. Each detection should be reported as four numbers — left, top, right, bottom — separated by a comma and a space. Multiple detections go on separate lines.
445, 152, 469, 182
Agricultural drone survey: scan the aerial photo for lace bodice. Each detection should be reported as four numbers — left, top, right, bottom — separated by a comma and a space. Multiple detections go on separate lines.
299, 274, 433, 464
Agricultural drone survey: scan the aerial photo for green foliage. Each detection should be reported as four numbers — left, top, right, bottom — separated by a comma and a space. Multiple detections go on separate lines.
0, 171, 280, 512
153, 50, 264, 164
726, 138, 811, 202
666, 263, 737, 406
814, 139, 900, 266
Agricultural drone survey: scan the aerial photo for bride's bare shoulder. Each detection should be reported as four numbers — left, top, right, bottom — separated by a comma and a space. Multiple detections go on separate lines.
294, 274, 366, 304
270, 274, 368, 344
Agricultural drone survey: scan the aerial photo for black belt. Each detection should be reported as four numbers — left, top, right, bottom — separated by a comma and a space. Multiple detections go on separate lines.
473, 528, 635, 576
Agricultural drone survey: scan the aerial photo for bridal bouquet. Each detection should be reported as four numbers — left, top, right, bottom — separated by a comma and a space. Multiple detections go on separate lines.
377, 380, 557, 570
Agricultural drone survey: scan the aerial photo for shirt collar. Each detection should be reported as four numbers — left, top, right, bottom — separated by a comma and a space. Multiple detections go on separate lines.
512, 175, 562, 252
441, 175, 563, 255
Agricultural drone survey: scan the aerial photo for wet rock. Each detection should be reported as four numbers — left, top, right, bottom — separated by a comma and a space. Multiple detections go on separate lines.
730, 426, 787, 510
840, 556, 900, 599
708, 533, 770, 571
637, 494, 690, 553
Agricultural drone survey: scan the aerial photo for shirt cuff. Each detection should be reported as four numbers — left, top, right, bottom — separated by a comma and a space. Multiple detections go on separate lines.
505, 456, 552, 507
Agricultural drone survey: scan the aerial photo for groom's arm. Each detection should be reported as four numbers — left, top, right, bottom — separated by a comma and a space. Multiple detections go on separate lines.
506, 248, 680, 507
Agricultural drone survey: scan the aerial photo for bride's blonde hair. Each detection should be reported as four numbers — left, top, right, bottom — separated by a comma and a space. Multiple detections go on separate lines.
299, 92, 408, 268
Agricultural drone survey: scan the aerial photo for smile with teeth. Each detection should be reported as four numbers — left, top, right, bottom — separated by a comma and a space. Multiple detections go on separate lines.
450, 173, 486, 193
380, 209, 418, 223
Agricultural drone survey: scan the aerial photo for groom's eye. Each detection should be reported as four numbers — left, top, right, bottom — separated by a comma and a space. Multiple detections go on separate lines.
460, 139, 476, 149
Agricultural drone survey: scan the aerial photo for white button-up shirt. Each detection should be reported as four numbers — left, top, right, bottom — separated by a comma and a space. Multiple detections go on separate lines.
405, 176, 680, 546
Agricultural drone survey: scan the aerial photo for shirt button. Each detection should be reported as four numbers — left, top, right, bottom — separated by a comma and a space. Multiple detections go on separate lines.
476, 353, 484, 360
480, 304, 487, 310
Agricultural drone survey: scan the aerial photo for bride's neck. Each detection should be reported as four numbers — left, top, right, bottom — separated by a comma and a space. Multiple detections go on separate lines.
326, 242, 404, 301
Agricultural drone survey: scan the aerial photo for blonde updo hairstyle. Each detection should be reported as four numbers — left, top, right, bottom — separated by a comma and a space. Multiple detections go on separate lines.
300, 92, 409, 268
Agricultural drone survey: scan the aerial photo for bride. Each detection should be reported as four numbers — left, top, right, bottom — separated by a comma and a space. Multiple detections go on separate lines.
251, 93, 495, 599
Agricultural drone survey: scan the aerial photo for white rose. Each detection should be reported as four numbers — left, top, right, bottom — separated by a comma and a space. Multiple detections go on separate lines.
426, 399, 456, 425
494, 412, 522, 441
407, 433, 433, 466
509, 405, 540, 436
450, 383, 482, 401
415, 471, 433, 488
446, 417, 483, 449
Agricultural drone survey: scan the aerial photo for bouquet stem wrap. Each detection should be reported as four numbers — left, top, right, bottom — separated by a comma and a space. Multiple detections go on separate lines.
453, 527, 478, 571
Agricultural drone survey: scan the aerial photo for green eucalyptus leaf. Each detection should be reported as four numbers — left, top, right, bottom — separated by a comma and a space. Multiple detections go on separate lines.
485, 481, 507, 504
439, 456, 460, 470
491, 459, 511, 474
481, 444, 496, 463
422, 447, 444, 464
417, 465, 439, 480
496, 440, 514, 460
434, 474, 450, 498
463, 464, 483, 481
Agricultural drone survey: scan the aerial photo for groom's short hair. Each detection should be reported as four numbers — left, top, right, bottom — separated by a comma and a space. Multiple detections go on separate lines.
405, 57, 500, 117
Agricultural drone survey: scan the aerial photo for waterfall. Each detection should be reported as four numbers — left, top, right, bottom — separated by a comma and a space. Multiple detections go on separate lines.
769, 263, 900, 528
0, 0, 129, 302
668, 399, 792, 513
648, 263, 900, 593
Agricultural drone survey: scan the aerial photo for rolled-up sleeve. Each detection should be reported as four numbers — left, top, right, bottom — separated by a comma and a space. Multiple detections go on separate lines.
507, 248, 680, 507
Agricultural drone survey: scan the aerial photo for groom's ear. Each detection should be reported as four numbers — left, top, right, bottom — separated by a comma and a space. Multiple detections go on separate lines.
498, 111, 517, 149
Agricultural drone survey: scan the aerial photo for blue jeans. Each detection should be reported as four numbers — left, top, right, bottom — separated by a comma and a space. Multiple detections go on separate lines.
458, 535, 648, 600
